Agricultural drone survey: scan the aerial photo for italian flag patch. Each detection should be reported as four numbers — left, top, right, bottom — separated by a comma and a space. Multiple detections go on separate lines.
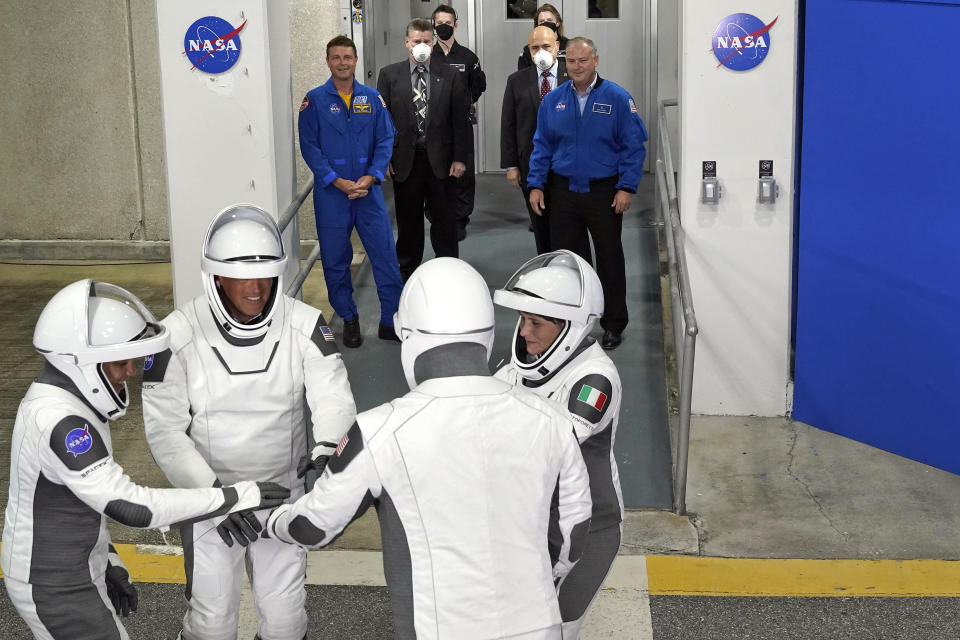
577, 384, 608, 411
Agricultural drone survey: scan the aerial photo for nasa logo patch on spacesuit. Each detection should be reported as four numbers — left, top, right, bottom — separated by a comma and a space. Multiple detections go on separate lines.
143, 354, 155, 371
66, 425, 93, 457
50, 415, 110, 471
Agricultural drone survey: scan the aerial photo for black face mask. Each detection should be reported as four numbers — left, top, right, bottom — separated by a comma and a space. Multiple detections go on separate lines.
435, 23, 454, 40
540, 21, 559, 33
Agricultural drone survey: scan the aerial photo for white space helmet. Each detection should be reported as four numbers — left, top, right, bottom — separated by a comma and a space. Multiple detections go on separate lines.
33, 279, 169, 420
201, 204, 288, 339
393, 258, 495, 389
493, 250, 603, 381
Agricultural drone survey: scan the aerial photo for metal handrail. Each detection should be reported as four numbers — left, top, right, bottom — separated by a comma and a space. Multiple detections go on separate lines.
655, 99, 699, 516
281, 177, 318, 297
279, 176, 315, 233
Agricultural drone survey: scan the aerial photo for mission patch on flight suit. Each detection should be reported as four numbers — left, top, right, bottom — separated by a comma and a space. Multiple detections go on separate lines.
49, 415, 109, 471
567, 374, 613, 425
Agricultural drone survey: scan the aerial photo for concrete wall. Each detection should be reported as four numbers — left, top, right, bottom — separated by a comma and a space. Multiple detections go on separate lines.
0, 0, 342, 253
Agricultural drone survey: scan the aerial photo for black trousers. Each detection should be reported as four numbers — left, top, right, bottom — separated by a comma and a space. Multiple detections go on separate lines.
521, 166, 551, 255
451, 152, 476, 231
548, 174, 627, 333
393, 148, 458, 280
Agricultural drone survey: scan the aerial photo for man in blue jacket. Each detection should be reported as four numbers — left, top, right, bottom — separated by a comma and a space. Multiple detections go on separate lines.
299, 35, 403, 348
527, 36, 648, 351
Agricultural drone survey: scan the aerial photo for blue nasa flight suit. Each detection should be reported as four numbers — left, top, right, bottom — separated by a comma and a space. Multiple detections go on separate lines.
299, 77, 403, 326
527, 77, 648, 334
526, 77, 647, 194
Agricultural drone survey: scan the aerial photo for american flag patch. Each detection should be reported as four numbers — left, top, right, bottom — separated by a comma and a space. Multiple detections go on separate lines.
379, 94, 387, 108
319, 326, 335, 342
335, 433, 349, 456
629, 98, 638, 113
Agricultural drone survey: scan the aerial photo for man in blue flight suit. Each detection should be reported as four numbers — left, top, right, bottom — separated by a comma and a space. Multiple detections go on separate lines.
527, 36, 647, 351
299, 35, 403, 348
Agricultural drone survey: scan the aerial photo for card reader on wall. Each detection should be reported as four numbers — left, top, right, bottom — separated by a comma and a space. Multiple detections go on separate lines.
701, 161, 721, 204
758, 160, 779, 204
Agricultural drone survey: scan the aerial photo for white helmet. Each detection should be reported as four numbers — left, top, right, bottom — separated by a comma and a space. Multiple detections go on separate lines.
33, 279, 169, 420
493, 250, 603, 381
393, 258, 495, 389
201, 204, 288, 339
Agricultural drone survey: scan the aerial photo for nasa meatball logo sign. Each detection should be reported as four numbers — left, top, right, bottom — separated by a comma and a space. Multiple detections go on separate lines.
183, 16, 246, 73
711, 13, 777, 71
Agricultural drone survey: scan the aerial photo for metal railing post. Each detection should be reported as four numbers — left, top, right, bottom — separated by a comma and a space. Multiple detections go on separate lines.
655, 99, 698, 516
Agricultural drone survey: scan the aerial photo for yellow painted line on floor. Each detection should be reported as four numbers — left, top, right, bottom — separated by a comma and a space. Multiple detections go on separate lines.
646, 556, 960, 597
3, 543, 959, 597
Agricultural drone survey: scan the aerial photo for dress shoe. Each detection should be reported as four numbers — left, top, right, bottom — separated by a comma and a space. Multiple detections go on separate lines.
378, 323, 401, 342
601, 329, 622, 350
342, 318, 362, 348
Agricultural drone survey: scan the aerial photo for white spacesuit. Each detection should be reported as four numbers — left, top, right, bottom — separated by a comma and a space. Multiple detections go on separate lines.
2, 279, 288, 640
266, 258, 593, 640
494, 250, 624, 640
141, 205, 356, 640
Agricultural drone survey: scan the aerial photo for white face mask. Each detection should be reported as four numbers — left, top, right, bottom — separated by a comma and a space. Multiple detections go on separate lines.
412, 42, 432, 63
533, 49, 555, 72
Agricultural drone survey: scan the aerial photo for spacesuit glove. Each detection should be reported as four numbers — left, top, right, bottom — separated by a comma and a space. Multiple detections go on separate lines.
216, 510, 263, 547
297, 443, 337, 479
105, 562, 138, 617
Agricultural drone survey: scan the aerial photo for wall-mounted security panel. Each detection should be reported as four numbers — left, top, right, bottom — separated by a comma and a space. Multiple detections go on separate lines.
701, 160, 721, 204
758, 159, 779, 204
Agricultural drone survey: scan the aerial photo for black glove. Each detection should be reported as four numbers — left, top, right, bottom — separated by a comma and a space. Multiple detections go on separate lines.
216, 510, 262, 548
297, 443, 337, 479
255, 481, 291, 509
105, 563, 138, 617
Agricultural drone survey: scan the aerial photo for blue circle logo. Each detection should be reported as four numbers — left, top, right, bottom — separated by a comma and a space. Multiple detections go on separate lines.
65, 425, 93, 458
183, 16, 246, 74
712, 14, 777, 71
143, 354, 155, 371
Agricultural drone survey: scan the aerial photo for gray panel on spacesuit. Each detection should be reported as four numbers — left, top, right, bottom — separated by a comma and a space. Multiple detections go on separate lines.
104, 499, 154, 528
377, 491, 414, 639
29, 473, 101, 586
33, 580, 123, 640
289, 515, 326, 545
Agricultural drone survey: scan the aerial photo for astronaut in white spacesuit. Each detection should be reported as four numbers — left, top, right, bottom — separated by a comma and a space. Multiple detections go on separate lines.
265, 257, 593, 640
141, 205, 357, 640
2, 279, 290, 640
494, 250, 624, 640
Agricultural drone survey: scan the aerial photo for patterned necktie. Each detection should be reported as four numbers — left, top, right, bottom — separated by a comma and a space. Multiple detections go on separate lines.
540, 70, 551, 100
414, 65, 428, 135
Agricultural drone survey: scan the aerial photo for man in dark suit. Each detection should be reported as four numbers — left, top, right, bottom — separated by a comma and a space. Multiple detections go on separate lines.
377, 18, 473, 281
500, 26, 569, 255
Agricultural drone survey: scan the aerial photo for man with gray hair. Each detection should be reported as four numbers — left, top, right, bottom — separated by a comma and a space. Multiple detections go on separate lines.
527, 36, 648, 351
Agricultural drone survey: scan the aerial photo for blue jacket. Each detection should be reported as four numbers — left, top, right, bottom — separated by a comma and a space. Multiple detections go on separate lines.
298, 78, 396, 187
527, 76, 648, 194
